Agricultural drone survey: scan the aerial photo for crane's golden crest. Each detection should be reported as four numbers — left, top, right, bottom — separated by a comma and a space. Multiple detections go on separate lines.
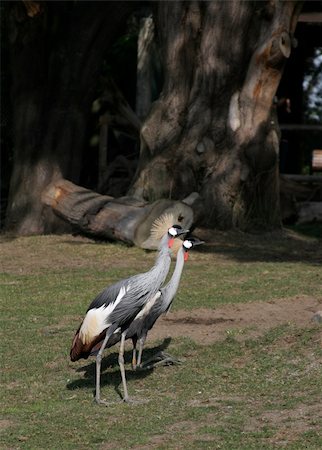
150, 212, 176, 240
150, 203, 185, 240
149, 210, 185, 257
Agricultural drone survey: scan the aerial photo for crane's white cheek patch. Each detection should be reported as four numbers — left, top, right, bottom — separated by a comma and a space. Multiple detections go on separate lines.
183, 240, 193, 249
168, 227, 177, 236
79, 306, 109, 344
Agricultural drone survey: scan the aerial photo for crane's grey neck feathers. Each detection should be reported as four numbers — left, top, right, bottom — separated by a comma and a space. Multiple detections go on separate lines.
146, 233, 172, 289
161, 246, 185, 310
157, 233, 170, 251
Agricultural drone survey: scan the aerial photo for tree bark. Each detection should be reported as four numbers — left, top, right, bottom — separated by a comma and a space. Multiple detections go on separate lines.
136, 15, 161, 121
42, 179, 194, 248
5, 1, 135, 234
130, 0, 303, 230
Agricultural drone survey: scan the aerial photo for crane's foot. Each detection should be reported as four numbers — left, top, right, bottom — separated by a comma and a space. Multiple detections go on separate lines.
123, 396, 149, 405
139, 351, 182, 370
94, 398, 120, 406
95, 400, 111, 407
94, 395, 149, 406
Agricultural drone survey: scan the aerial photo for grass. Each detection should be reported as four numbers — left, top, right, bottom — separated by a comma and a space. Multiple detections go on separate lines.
1, 228, 322, 449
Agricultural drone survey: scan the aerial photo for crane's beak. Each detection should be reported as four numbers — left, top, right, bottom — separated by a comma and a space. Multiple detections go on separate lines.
177, 228, 189, 237
193, 239, 205, 246
168, 229, 189, 248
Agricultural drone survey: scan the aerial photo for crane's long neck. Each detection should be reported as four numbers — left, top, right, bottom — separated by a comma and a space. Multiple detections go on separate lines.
161, 246, 185, 309
147, 234, 172, 292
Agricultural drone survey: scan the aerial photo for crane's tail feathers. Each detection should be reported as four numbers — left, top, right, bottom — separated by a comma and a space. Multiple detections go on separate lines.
70, 331, 87, 362
70, 328, 107, 362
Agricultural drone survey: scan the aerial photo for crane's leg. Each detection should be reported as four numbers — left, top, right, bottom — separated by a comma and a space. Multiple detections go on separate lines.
136, 335, 146, 367
119, 332, 129, 402
95, 353, 102, 403
131, 337, 137, 370
120, 333, 149, 405
95, 331, 112, 405
132, 347, 137, 370
135, 334, 180, 369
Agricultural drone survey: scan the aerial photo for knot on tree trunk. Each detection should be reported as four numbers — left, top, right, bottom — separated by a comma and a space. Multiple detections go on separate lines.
267, 31, 291, 68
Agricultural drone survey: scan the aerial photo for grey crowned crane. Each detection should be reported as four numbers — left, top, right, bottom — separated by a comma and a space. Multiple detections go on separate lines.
106, 237, 204, 369
70, 218, 188, 404
131, 236, 204, 368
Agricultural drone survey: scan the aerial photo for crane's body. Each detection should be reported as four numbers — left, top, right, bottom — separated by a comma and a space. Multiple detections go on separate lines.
95, 238, 204, 369
125, 237, 203, 367
70, 234, 173, 362
70, 224, 188, 404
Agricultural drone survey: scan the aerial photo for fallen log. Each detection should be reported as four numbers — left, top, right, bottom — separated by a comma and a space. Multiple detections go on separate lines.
42, 179, 194, 249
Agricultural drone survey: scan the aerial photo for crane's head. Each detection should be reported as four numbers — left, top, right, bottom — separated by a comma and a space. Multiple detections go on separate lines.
182, 237, 204, 261
150, 213, 189, 250
167, 225, 189, 248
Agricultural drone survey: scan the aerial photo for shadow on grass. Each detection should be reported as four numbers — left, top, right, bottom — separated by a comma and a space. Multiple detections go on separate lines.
66, 338, 172, 399
60, 236, 127, 246
2, 225, 320, 266
192, 225, 322, 265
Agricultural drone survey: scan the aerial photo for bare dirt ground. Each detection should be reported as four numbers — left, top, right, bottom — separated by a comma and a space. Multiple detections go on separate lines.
149, 295, 322, 344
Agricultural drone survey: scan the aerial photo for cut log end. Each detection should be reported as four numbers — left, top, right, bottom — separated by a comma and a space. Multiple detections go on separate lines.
42, 179, 194, 249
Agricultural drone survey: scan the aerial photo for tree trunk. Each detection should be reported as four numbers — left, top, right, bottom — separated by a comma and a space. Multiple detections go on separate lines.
5, 1, 135, 234
136, 15, 161, 121
130, 0, 302, 230
42, 179, 193, 248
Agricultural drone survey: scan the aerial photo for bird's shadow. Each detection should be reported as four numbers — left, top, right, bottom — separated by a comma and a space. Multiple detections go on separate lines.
66, 337, 172, 400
